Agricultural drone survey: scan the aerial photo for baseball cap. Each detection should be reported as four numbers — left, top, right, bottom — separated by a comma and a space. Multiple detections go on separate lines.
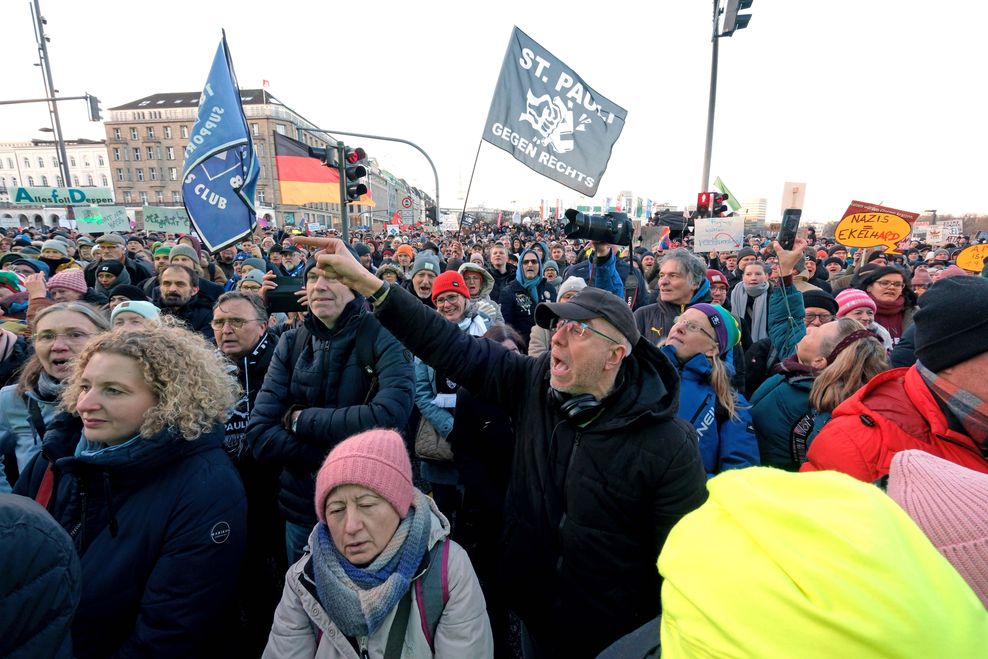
535, 287, 639, 346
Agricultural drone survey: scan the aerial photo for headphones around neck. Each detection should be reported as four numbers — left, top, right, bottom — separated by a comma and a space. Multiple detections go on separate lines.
549, 387, 604, 425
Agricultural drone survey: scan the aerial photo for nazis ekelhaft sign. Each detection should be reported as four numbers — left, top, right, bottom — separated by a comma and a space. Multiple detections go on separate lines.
483, 27, 627, 196
181, 31, 260, 253
834, 201, 919, 254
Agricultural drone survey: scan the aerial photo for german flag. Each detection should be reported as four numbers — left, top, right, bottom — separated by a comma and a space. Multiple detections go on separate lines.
274, 132, 374, 207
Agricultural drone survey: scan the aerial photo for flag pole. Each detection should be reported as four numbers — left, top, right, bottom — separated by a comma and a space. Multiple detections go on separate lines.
457, 139, 483, 237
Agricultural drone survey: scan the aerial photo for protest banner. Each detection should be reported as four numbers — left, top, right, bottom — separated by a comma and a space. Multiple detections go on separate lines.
834, 201, 919, 253
76, 206, 131, 233
142, 206, 190, 233
693, 216, 744, 252
955, 244, 988, 272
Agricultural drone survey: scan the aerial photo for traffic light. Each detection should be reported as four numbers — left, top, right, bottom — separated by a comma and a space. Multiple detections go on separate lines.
722, 0, 753, 37
426, 206, 438, 224
697, 191, 712, 217
712, 193, 730, 217
86, 94, 102, 121
343, 146, 368, 203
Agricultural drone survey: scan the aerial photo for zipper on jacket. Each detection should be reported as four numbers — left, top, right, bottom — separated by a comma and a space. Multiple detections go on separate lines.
358, 638, 369, 659
689, 394, 713, 425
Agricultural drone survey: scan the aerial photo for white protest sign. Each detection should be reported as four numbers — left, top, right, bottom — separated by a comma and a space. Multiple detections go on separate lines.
76, 205, 131, 233
142, 206, 190, 233
693, 216, 744, 252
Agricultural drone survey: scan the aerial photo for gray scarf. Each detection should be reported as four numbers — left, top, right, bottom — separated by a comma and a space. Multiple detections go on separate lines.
36, 370, 64, 401
730, 281, 770, 342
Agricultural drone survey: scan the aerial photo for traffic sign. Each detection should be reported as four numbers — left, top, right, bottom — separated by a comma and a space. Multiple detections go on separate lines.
401, 196, 412, 209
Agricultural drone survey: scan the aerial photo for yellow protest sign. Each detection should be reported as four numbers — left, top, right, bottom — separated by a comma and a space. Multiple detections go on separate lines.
956, 244, 988, 273
834, 201, 919, 254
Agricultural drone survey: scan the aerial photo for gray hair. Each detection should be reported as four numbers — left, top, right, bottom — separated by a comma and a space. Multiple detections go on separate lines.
659, 248, 707, 290
214, 291, 268, 322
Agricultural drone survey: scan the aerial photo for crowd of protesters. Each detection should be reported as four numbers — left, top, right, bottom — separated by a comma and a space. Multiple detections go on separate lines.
1, 216, 987, 658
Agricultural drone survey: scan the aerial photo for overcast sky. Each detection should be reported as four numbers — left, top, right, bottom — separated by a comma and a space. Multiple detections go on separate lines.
1, 0, 985, 222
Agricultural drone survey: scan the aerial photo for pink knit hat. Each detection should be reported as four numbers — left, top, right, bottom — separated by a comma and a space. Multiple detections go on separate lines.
835, 288, 876, 318
47, 269, 87, 294
887, 450, 988, 608
314, 429, 413, 522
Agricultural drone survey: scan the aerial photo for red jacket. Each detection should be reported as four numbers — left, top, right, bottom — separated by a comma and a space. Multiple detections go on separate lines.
801, 365, 988, 481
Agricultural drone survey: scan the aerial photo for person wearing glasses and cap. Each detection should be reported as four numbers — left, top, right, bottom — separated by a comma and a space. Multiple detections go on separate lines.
292, 236, 706, 658
661, 304, 759, 478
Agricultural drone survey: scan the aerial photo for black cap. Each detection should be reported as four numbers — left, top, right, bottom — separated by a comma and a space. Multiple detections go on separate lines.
109, 284, 148, 302
802, 289, 838, 315
535, 287, 639, 346
914, 277, 988, 372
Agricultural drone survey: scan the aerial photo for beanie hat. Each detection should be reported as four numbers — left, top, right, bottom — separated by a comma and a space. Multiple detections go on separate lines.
823, 256, 845, 269
835, 288, 876, 318
12, 236, 32, 248
239, 269, 266, 285
911, 270, 933, 288
76, 236, 94, 247
169, 244, 200, 263
47, 269, 87, 294
96, 261, 124, 277
353, 242, 371, 257
395, 244, 416, 260
827, 245, 848, 256
689, 303, 740, 356
411, 252, 440, 278
556, 276, 588, 299
110, 300, 160, 324
706, 269, 728, 288
153, 246, 172, 257
0, 271, 25, 294
127, 235, 145, 246
240, 257, 267, 272
41, 240, 68, 257
801, 289, 838, 315
108, 284, 148, 302
658, 468, 988, 658
314, 429, 414, 523
737, 247, 757, 261
914, 276, 988, 372
178, 234, 202, 256
376, 263, 404, 281
542, 259, 560, 274
431, 270, 470, 301
865, 251, 888, 263
887, 450, 988, 608
938, 265, 970, 279
12, 259, 49, 277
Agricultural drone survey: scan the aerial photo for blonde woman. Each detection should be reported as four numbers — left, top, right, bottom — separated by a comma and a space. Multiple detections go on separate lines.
661, 303, 760, 478
13, 323, 246, 657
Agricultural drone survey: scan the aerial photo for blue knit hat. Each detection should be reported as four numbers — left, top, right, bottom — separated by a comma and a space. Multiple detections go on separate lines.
690, 303, 741, 356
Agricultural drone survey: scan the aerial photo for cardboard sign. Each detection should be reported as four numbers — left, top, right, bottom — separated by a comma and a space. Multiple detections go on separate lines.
76, 205, 131, 233
834, 201, 920, 254
956, 244, 988, 273
693, 216, 744, 252
142, 206, 190, 233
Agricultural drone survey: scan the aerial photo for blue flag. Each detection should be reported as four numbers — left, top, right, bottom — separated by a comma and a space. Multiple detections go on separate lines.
181, 32, 260, 253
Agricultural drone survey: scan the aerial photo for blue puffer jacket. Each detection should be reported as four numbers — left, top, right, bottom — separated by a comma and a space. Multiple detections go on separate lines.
660, 346, 759, 478
13, 414, 246, 658
0, 493, 81, 658
247, 298, 415, 526
0, 384, 60, 489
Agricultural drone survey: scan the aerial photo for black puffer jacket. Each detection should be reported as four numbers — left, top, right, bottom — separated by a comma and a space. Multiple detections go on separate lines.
374, 285, 707, 658
84, 255, 155, 287
0, 493, 81, 658
151, 290, 215, 340
247, 299, 414, 526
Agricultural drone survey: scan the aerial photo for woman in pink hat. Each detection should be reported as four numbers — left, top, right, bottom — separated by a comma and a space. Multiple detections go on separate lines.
834, 288, 893, 351
264, 429, 493, 658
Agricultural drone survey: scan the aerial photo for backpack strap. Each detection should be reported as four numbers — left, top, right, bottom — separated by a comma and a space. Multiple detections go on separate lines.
354, 312, 382, 405
34, 462, 55, 509
383, 590, 413, 659
414, 538, 451, 652
287, 325, 310, 380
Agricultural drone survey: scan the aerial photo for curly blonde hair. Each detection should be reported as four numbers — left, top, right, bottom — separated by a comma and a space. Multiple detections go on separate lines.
61, 324, 241, 441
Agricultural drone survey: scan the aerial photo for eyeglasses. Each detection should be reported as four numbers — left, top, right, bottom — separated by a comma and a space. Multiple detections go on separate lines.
874, 280, 905, 289
434, 294, 463, 307
549, 318, 619, 344
672, 318, 717, 343
210, 317, 261, 330
33, 330, 93, 346
239, 283, 262, 291
912, 283, 930, 290
804, 313, 834, 324
522, 259, 539, 266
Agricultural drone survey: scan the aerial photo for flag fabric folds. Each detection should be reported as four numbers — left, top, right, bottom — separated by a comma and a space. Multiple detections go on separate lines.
273, 133, 375, 207
181, 32, 260, 253
482, 27, 627, 196
713, 176, 741, 212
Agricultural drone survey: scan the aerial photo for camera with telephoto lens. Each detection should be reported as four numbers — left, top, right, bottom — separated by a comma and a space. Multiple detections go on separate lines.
562, 209, 633, 246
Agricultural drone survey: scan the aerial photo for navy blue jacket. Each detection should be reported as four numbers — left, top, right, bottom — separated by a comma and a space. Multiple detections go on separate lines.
247, 299, 414, 526
14, 415, 246, 658
660, 346, 760, 478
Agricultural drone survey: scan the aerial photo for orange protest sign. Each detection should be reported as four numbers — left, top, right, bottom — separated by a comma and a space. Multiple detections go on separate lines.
834, 201, 919, 254
956, 244, 988, 272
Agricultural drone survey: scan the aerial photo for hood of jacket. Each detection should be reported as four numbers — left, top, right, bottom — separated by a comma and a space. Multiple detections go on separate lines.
458, 262, 494, 298
660, 344, 736, 383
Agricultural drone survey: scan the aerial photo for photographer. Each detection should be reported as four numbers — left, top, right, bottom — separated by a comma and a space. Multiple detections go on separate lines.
294, 236, 707, 658
563, 241, 649, 309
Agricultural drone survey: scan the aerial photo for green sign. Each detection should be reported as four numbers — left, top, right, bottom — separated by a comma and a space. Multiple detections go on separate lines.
142, 206, 190, 233
13, 186, 115, 205
283, 212, 295, 226
76, 205, 131, 233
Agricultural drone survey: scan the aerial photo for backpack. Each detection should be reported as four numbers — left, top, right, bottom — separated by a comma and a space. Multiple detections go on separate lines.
286, 313, 381, 404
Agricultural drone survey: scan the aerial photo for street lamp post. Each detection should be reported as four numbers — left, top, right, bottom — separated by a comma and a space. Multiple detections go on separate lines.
31, 0, 70, 190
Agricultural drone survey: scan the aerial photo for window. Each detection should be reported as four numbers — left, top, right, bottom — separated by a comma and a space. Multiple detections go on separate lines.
149, 167, 158, 181
70, 156, 77, 167
146, 147, 154, 160
168, 167, 178, 181
73, 176, 79, 187
27, 176, 34, 186
257, 189, 265, 204
113, 128, 121, 140
156, 191, 164, 204
147, 127, 155, 139
275, 124, 286, 135
23, 158, 30, 168
180, 126, 189, 139
137, 169, 145, 182
113, 147, 121, 161
123, 191, 132, 203
100, 175, 108, 186
87, 175, 94, 186
116, 168, 124, 182
41, 175, 48, 186
166, 146, 175, 160
98, 155, 105, 166
38, 157, 45, 168
6, 158, 13, 169
0, 176, 5, 188
164, 126, 172, 139
172, 191, 181, 203
133, 148, 141, 161
139, 192, 148, 204
55, 176, 61, 186
130, 127, 138, 140
51, 157, 57, 168
11, 177, 17, 186
252, 123, 259, 136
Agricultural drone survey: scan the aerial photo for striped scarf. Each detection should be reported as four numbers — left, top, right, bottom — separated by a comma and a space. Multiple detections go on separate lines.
917, 361, 988, 451
311, 489, 432, 637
